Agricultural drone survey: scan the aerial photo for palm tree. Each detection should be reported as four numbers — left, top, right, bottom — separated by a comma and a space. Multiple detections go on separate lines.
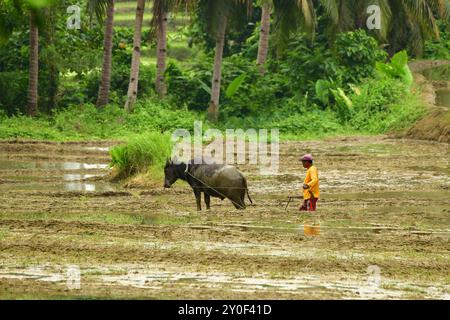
256, 0, 271, 74
203, 0, 252, 122
152, 0, 169, 97
318, 0, 449, 57
1, 1, 46, 116
386, 0, 449, 56
89, 0, 115, 107
152, 0, 197, 98
124, 0, 146, 112
271, 0, 316, 55
27, 10, 39, 116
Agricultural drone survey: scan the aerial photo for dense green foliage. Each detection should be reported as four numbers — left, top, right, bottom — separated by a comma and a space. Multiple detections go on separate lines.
424, 20, 450, 60
0, 99, 201, 140
0, 0, 436, 143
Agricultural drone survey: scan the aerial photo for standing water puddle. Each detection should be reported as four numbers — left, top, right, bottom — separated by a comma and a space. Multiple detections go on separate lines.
0, 146, 117, 192
436, 89, 450, 107
421, 64, 450, 107
0, 265, 447, 299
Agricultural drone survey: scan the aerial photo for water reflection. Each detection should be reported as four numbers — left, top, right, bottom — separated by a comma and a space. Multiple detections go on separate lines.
0, 160, 109, 170
63, 174, 101, 181
83, 147, 110, 152
64, 182, 97, 192
61, 162, 109, 170
301, 220, 321, 237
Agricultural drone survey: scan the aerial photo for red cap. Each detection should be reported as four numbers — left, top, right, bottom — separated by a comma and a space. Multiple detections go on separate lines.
300, 154, 314, 161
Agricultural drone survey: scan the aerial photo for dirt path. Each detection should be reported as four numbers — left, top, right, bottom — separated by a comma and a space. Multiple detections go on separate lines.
0, 137, 448, 299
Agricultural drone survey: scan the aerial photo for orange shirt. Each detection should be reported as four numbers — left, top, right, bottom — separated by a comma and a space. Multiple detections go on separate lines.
303, 165, 320, 199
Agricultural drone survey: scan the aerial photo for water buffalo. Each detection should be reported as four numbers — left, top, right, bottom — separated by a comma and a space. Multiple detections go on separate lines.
163, 158, 253, 210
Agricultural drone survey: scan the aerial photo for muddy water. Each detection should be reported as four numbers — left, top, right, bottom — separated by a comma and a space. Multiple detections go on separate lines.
421, 64, 450, 107
0, 137, 449, 299
436, 89, 450, 108
0, 144, 116, 192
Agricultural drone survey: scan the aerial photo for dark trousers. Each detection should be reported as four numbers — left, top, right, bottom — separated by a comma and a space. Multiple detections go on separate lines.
300, 197, 318, 211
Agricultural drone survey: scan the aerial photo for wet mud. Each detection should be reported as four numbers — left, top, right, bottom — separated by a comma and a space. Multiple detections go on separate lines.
0, 137, 448, 299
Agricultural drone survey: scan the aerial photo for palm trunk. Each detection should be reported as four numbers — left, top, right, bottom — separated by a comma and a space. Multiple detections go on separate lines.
256, 2, 271, 74
27, 12, 39, 117
207, 16, 227, 122
96, 0, 115, 108
46, 8, 58, 112
155, 9, 168, 97
125, 0, 146, 112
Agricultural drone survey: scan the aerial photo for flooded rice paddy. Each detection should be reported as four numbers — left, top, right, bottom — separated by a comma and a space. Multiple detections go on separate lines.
0, 137, 448, 299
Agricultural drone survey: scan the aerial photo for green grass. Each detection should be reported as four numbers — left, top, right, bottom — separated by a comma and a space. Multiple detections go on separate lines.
0, 211, 145, 225
114, 13, 152, 22
110, 132, 173, 178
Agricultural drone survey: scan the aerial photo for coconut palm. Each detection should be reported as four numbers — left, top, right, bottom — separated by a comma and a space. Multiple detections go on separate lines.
318, 0, 450, 56
0, 1, 51, 116
88, 0, 115, 108
124, 0, 146, 112
152, 0, 170, 97
256, 0, 271, 74
271, 0, 316, 55
27, 10, 39, 116
201, 0, 252, 122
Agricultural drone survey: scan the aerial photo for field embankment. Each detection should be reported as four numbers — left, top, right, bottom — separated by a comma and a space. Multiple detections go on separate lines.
405, 61, 450, 143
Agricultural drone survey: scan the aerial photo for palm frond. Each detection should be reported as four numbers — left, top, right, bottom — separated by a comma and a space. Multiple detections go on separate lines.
87, 0, 113, 24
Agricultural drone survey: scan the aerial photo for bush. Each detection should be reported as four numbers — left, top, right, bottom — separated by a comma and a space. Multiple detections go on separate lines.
349, 78, 425, 132
334, 29, 388, 84
51, 98, 202, 139
126, 99, 203, 133
110, 132, 173, 178
424, 20, 450, 60
83, 56, 155, 106
0, 115, 63, 140
0, 71, 28, 115
270, 108, 344, 136
166, 57, 212, 111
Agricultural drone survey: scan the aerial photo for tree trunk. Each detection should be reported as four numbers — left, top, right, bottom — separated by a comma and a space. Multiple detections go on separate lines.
256, 2, 271, 74
207, 16, 227, 123
96, 0, 115, 108
45, 8, 58, 112
125, 0, 146, 112
155, 10, 168, 97
27, 12, 39, 117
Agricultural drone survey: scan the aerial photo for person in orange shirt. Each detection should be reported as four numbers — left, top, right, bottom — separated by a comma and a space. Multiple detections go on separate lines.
299, 154, 320, 211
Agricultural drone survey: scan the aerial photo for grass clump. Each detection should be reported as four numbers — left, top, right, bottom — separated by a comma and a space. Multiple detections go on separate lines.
110, 132, 173, 179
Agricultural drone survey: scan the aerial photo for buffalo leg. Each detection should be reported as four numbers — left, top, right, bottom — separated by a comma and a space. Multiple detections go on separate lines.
204, 193, 211, 210
232, 196, 245, 209
194, 189, 202, 211
240, 191, 246, 208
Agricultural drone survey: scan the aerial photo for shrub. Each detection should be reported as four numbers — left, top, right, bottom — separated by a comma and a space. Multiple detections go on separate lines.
334, 29, 388, 84
0, 115, 63, 140
375, 50, 413, 88
166, 57, 212, 111
270, 108, 344, 136
0, 71, 28, 115
83, 58, 155, 106
424, 20, 450, 60
126, 99, 203, 133
349, 78, 425, 132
